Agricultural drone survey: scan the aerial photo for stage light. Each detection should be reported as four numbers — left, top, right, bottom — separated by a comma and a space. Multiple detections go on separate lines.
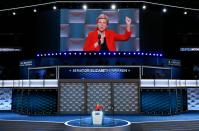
82, 4, 87, 10
111, 4, 116, 10
142, 5, 147, 10
162, 8, 167, 13
35, 51, 163, 57
184, 11, 187, 15
12, 12, 16, 15
33, 9, 37, 13
53, 5, 57, 10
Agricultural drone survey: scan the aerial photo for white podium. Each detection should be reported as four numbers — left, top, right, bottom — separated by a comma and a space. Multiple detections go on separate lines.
92, 111, 103, 125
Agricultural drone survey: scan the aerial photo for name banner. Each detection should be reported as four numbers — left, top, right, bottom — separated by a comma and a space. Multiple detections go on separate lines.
59, 66, 140, 79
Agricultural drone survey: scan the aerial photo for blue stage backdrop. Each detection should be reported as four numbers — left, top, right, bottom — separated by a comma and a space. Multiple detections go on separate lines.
141, 89, 187, 115
60, 9, 139, 51
12, 89, 58, 115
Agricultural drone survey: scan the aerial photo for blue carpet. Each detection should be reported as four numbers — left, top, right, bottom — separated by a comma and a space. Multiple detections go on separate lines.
0, 112, 199, 123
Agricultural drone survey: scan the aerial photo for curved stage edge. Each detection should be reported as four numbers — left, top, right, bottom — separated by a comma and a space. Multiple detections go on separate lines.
64, 117, 131, 131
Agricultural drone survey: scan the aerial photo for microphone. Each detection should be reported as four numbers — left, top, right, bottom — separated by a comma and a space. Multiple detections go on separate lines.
98, 34, 101, 45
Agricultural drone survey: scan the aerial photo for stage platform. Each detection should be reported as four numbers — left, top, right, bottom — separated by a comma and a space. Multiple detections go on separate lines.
1, 111, 199, 131
1, 111, 199, 123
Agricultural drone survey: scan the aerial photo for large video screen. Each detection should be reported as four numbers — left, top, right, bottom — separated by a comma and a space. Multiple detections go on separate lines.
60, 9, 139, 51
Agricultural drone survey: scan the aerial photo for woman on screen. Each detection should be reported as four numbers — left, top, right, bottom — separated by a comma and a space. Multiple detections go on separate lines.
83, 14, 132, 51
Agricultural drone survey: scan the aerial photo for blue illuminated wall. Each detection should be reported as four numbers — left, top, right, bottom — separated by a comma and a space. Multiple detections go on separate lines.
0, 88, 12, 110
60, 9, 140, 51
12, 89, 58, 115
188, 88, 199, 110
140, 89, 187, 115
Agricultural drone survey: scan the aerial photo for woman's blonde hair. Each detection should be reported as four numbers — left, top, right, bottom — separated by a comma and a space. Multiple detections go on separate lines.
96, 14, 109, 24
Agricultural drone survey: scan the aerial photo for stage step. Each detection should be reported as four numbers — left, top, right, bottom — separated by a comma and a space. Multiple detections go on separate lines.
0, 120, 65, 131
132, 120, 199, 131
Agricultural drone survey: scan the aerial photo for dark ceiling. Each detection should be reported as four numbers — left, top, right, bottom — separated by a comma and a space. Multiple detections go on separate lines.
0, 0, 199, 10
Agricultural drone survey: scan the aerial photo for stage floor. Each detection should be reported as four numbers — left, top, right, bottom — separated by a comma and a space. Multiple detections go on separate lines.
1, 112, 199, 131
0, 111, 199, 123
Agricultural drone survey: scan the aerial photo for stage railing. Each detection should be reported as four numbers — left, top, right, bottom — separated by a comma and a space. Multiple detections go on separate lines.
0, 79, 198, 88
0, 79, 58, 87
141, 79, 199, 87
